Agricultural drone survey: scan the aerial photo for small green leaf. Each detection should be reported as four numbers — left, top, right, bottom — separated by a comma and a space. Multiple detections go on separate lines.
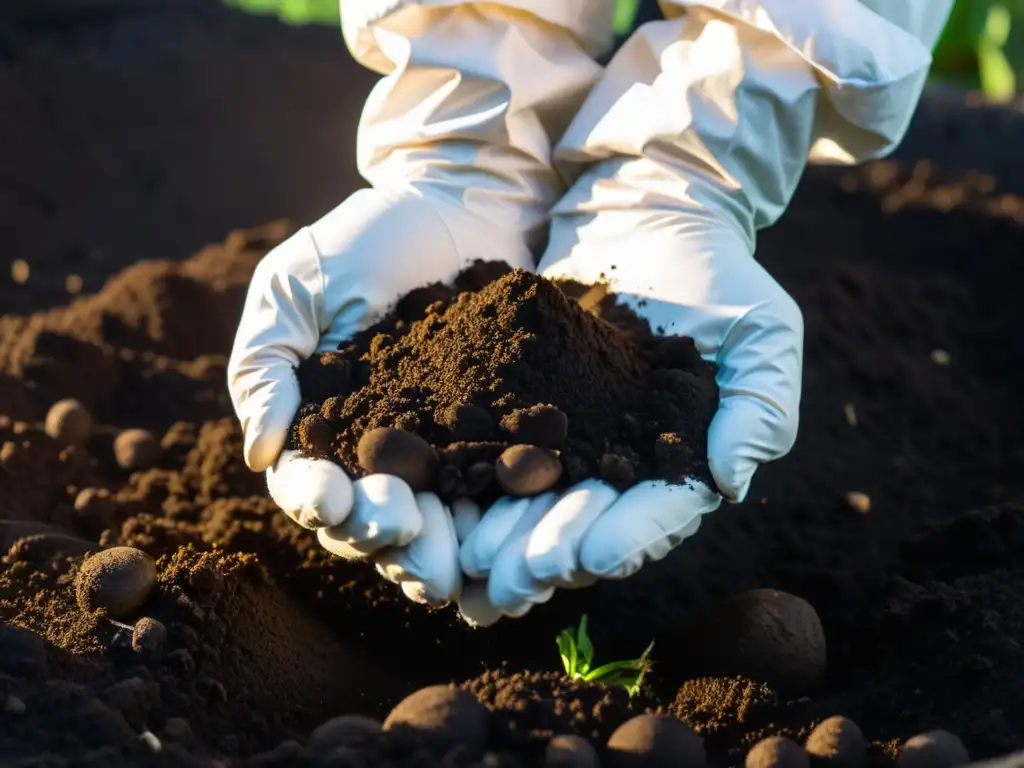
576, 615, 595, 674
582, 659, 646, 682
557, 629, 578, 678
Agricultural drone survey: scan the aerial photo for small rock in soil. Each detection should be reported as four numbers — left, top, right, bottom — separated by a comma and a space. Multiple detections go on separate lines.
546, 734, 599, 768
113, 428, 161, 470
0, 623, 48, 678
443, 403, 496, 442
896, 731, 970, 768
500, 404, 568, 449
746, 736, 809, 768
688, 589, 826, 694
307, 714, 382, 754
75, 546, 157, 620
495, 445, 563, 497
44, 398, 93, 446
804, 716, 866, 766
606, 714, 705, 767
357, 427, 439, 490
383, 685, 490, 756
132, 617, 167, 653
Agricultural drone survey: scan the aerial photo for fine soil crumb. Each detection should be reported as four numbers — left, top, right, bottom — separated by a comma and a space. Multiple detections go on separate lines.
290, 268, 719, 500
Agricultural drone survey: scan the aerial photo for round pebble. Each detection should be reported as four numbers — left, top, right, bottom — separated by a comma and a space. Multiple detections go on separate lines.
44, 399, 93, 446
113, 429, 161, 471
896, 731, 970, 768
805, 716, 866, 766
495, 444, 563, 497
307, 714, 382, 754
500, 404, 568, 449
75, 546, 157, 620
606, 714, 706, 767
695, 589, 826, 694
357, 427, 439, 491
132, 617, 168, 653
383, 685, 490, 756
547, 734, 599, 768
746, 736, 809, 768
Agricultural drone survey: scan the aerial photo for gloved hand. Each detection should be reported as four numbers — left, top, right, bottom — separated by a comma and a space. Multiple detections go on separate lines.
229, 189, 529, 604
456, 0, 950, 625
457, 205, 800, 625
228, 0, 604, 606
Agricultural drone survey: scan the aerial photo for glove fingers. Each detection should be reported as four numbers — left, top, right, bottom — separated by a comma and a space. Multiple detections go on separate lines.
375, 493, 461, 605
579, 480, 720, 579
267, 450, 354, 529
524, 479, 619, 588
458, 496, 532, 579
228, 229, 327, 472
708, 394, 794, 503
712, 292, 802, 502
486, 493, 560, 614
318, 474, 423, 558
451, 498, 482, 544
457, 581, 504, 628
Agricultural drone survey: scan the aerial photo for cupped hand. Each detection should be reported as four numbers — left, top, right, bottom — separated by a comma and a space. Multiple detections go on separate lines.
227, 187, 533, 606
457, 202, 803, 626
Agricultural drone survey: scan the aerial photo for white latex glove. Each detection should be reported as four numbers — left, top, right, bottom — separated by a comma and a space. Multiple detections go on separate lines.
458, 0, 952, 624
228, 1, 604, 605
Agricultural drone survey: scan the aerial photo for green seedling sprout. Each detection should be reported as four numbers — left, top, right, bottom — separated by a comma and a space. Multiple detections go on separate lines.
556, 614, 654, 697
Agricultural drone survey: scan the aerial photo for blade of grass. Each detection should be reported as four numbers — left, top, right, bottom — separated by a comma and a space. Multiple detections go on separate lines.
576, 615, 595, 673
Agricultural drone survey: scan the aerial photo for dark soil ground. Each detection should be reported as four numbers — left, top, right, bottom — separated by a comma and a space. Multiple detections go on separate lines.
2, 2, 1024, 766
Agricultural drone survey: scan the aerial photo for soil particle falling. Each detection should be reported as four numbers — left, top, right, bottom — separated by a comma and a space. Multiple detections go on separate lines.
291, 269, 718, 497
74, 546, 157, 620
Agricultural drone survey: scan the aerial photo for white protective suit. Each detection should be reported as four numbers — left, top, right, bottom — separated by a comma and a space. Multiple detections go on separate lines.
228, 0, 953, 624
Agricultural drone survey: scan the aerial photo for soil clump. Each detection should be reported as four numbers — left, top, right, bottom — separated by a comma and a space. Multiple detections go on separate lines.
291, 268, 719, 501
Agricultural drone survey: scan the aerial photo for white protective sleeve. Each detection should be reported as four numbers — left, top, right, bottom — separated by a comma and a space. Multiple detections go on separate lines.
341, 0, 614, 256
552, 0, 954, 240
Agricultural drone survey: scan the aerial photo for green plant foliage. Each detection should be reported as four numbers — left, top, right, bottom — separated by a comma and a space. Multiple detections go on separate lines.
556, 615, 654, 697
223, 0, 339, 26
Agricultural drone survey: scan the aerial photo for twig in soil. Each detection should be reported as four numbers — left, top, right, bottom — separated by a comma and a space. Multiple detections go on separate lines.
556, 614, 654, 697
